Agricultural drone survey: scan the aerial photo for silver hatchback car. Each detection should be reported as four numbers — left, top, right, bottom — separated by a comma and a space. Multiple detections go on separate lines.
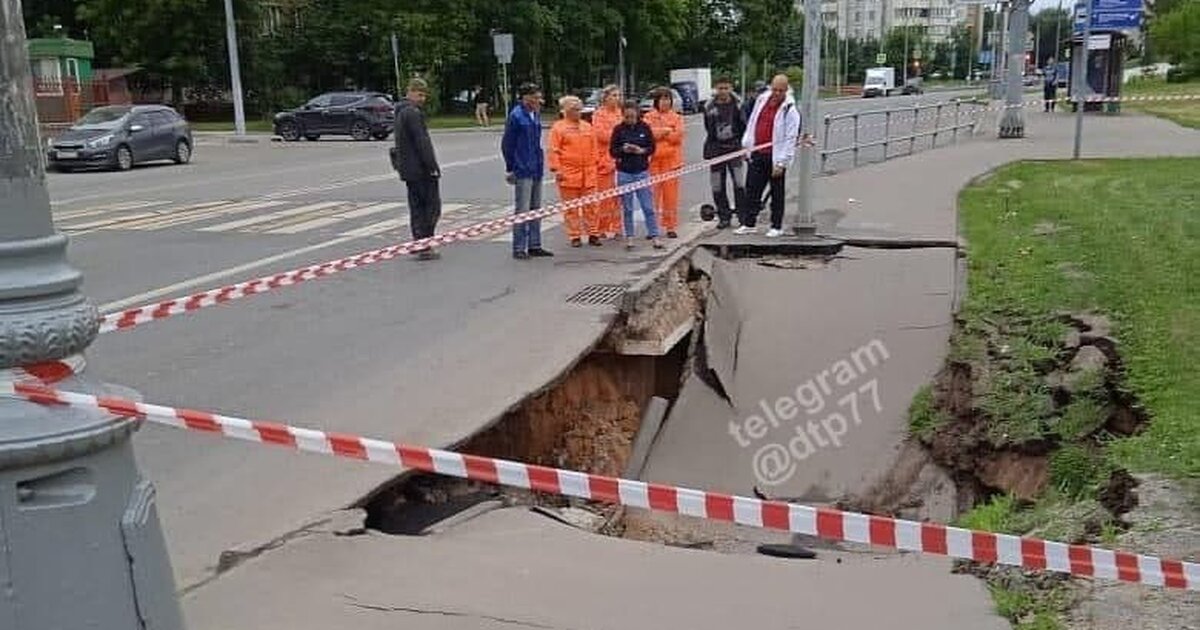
48, 104, 194, 172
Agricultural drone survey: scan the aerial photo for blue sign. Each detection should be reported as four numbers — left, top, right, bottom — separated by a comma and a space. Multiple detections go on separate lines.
1074, 0, 1143, 34
1092, 0, 1141, 11
1091, 11, 1142, 29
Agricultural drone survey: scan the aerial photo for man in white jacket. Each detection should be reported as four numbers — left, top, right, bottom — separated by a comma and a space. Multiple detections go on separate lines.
737, 74, 802, 237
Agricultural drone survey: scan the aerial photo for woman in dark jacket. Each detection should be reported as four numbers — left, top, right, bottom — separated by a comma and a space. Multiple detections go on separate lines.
609, 101, 663, 250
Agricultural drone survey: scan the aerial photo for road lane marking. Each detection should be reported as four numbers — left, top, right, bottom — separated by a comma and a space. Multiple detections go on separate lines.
98, 236, 371, 313
333, 201, 404, 220
50, 153, 500, 207
198, 201, 346, 232
60, 212, 162, 232
118, 200, 287, 231
55, 200, 171, 221
338, 219, 405, 238
265, 202, 468, 235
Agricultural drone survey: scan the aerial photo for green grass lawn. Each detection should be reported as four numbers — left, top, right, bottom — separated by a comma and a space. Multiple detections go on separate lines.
1123, 78, 1200, 129
959, 158, 1200, 478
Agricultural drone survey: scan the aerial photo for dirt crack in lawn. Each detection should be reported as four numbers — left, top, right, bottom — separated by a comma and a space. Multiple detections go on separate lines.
343, 595, 574, 629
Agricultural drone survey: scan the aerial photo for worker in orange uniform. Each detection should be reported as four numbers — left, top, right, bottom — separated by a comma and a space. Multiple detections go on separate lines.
548, 95, 602, 247
590, 84, 625, 239
643, 87, 685, 238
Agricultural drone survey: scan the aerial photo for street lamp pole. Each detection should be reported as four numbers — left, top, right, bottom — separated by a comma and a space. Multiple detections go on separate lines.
0, 2, 183, 628
999, 0, 1031, 137
791, 0, 821, 235
222, 0, 246, 136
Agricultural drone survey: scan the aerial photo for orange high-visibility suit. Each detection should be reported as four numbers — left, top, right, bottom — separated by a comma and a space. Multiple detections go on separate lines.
644, 107, 685, 233
590, 105, 624, 237
548, 117, 600, 241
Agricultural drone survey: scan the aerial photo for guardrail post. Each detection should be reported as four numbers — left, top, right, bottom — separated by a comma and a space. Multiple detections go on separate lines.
852, 112, 860, 167
933, 103, 943, 147
0, 4, 185, 629
883, 110, 890, 160
953, 99, 961, 143
821, 114, 831, 172
910, 105, 919, 154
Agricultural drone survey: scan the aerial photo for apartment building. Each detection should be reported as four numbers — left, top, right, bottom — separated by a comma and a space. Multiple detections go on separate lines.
819, 0, 888, 40
809, 0, 964, 43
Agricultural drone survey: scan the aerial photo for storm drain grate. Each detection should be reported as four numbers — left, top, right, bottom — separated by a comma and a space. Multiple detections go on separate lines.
565, 283, 629, 306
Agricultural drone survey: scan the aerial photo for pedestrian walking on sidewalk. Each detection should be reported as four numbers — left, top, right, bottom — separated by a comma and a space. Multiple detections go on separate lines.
502, 82, 554, 260
738, 74, 801, 237
644, 87, 685, 238
703, 76, 748, 230
610, 101, 664, 251
549, 95, 602, 247
390, 78, 442, 260
474, 85, 491, 126
591, 84, 625, 239
1043, 60, 1058, 113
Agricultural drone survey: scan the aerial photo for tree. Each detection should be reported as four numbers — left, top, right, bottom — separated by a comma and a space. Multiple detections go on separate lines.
1150, 0, 1199, 79
1029, 7, 1071, 68
76, 0, 234, 100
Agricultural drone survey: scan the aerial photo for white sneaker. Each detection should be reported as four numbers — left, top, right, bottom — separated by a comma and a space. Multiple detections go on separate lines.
733, 226, 757, 235
765, 228, 785, 238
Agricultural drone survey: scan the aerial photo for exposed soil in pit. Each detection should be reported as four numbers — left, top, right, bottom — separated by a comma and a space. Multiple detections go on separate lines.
363, 261, 704, 536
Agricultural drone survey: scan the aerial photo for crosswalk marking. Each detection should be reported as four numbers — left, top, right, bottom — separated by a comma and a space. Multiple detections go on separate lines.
55, 200, 170, 221
109, 200, 285, 231
54, 198, 572, 241
62, 212, 163, 232
335, 202, 405, 220
199, 201, 346, 233
338, 218, 405, 238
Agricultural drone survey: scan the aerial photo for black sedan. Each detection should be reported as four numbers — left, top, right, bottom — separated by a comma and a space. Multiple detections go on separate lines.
47, 105, 193, 172
273, 92, 394, 142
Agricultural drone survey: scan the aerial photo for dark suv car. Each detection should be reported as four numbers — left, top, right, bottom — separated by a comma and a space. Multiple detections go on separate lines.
48, 105, 193, 172
273, 92, 394, 141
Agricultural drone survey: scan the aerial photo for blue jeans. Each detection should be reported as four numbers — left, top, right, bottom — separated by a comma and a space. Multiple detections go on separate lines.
617, 170, 659, 238
513, 177, 543, 253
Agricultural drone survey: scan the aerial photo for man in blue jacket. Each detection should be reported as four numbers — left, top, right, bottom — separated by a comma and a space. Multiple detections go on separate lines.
502, 82, 554, 259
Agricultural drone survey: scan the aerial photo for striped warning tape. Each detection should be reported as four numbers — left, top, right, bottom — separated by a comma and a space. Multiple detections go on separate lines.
0, 355, 85, 386
1, 379, 1195, 591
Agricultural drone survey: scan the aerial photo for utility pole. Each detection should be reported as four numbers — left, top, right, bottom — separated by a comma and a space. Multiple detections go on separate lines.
999, 0, 1032, 137
222, 0, 246, 136
390, 33, 401, 96
792, 0, 821, 235
618, 28, 627, 96
1054, 0, 1064, 64
1073, 0, 1090, 159
0, 2, 184, 628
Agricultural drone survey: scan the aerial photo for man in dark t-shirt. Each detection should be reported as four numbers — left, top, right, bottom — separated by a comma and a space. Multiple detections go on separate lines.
474, 86, 491, 127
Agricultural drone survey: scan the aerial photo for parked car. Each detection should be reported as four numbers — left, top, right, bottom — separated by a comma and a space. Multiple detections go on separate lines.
638, 87, 684, 114
47, 104, 193, 172
273, 92, 394, 142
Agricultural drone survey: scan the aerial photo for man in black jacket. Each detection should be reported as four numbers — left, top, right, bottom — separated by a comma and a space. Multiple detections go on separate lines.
704, 76, 747, 229
391, 78, 442, 260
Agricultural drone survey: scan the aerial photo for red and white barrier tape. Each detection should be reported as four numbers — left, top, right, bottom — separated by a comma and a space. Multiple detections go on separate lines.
0, 355, 85, 385
97, 142, 769, 335
2, 379, 1195, 591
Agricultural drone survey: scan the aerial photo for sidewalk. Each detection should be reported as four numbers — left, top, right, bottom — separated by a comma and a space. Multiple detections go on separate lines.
175, 109, 1199, 628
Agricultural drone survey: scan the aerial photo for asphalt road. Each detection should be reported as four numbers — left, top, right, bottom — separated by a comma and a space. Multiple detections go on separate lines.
46, 89, 985, 590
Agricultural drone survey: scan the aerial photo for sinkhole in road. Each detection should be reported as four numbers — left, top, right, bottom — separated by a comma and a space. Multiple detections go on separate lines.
361, 254, 704, 537
360, 244, 848, 549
